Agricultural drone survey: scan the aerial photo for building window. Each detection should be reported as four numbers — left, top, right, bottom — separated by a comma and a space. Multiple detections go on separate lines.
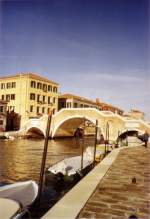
30, 105, 33, 112
67, 102, 71, 108
10, 106, 15, 111
53, 86, 57, 93
7, 83, 11, 89
43, 96, 46, 102
43, 84, 47, 92
11, 94, 15, 100
1, 83, 5, 89
48, 96, 51, 104
42, 107, 45, 114
0, 106, 4, 113
31, 81, 36, 88
37, 82, 42, 89
37, 106, 40, 114
30, 93, 36, 100
12, 82, 16, 88
53, 108, 55, 114
2, 95, 5, 100
0, 120, 3, 125
53, 97, 55, 104
47, 108, 51, 114
74, 103, 78, 108
37, 94, 40, 102
6, 94, 10, 101
48, 85, 52, 92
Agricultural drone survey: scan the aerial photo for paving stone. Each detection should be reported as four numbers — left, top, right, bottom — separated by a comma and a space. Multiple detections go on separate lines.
78, 145, 150, 219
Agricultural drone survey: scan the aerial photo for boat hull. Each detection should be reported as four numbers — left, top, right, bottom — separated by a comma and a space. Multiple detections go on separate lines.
45, 163, 93, 190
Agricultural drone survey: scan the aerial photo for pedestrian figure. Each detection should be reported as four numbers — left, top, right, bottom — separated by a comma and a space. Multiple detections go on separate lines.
129, 215, 138, 219
99, 134, 105, 144
132, 177, 136, 184
142, 131, 149, 148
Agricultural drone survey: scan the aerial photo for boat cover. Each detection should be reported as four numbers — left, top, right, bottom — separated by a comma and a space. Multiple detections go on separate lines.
0, 180, 38, 208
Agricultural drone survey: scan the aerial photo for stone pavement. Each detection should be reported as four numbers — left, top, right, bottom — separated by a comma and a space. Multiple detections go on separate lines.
78, 145, 150, 219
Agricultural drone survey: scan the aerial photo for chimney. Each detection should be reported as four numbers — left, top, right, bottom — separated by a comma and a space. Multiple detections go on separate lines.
96, 98, 101, 103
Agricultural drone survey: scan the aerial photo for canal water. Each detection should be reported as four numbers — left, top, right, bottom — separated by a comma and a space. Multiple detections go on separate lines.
0, 137, 95, 217
0, 137, 94, 183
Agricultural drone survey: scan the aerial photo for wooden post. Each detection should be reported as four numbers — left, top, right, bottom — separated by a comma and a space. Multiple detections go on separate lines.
105, 122, 109, 156
81, 117, 85, 170
126, 130, 128, 146
37, 114, 52, 205
93, 120, 98, 165
116, 130, 120, 147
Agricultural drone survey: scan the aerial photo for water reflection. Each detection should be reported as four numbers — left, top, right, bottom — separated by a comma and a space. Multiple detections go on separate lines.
0, 137, 94, 184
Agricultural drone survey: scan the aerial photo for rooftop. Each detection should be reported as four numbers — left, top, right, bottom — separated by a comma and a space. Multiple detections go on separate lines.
59, 93, 123, 112
59, 93, 97, 106
0, 73, 59, 85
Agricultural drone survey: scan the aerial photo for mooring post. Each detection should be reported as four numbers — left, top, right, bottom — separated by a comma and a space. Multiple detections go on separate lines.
104, 122, 109, 156
37, 114, 52, 206
126, 130, 128, 146
81, 117, 85, 170
93, 120, 98, 165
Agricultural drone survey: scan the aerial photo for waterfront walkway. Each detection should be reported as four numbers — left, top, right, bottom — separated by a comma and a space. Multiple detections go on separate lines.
78, 145, 150, 219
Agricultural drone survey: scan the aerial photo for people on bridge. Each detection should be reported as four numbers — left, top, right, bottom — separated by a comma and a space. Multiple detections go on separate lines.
99, 134, 105, 144
74, 128, 84, 138
142, 131, 149, 147
138, 131, 149, 148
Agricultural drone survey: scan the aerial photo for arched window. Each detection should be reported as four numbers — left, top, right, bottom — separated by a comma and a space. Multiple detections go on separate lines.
43, 84, 47, 92
53, 86, 57, 93
48, 85, 52, 92
37, 82, 42, 89
31, 81, 36, 88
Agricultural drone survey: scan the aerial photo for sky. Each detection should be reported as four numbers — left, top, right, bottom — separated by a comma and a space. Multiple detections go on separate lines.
0, 0, 149, 119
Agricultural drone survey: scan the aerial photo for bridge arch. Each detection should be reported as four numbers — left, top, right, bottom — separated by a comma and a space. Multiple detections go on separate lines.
52, 115, 96, 138
26, 126, 45, 138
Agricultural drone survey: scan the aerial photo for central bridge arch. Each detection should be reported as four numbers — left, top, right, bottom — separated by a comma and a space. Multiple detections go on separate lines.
51, 108, 126, 140
52, 115, 96, 138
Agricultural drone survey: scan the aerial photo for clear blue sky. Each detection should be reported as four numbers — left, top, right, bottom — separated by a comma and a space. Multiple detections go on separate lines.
0, 0, 149, 119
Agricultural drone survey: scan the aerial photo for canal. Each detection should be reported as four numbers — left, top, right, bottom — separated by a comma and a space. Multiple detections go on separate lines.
0, 137, 95, 217
0, 137, 94, 183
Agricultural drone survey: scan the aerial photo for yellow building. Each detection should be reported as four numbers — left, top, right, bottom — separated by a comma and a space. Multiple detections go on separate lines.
124, 109, 145, 120
0, 73, 59, 127
0, 100, 7, 131
58, 93, 124, 115
58, 93, 101, 110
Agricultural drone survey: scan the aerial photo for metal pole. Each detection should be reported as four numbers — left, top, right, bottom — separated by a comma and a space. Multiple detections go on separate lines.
93, 120, 98, 165
37, 114, 52, 205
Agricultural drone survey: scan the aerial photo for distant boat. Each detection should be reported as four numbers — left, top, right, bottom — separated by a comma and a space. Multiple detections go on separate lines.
0, 180, 38, 218
45, 146, 106, 188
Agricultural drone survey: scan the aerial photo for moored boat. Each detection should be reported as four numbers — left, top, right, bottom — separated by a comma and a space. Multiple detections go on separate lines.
45, 145, 108, 188
0, 180, 38, 218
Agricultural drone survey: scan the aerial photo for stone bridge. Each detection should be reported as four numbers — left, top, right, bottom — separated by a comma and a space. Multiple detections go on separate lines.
22, 108, 150, 141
